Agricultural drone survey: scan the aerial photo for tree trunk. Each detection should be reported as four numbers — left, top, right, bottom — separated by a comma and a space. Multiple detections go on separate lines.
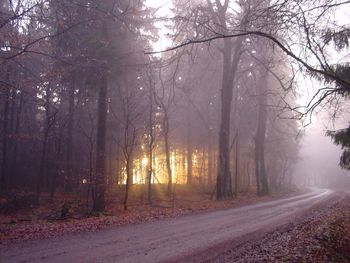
207, 143, 213, 186
217, 38, 243, 199
129, 152, 134, 185
254, 70, 269, 196
10, 90, 23, 186
147, 155, 152, 202
93, 74, 107, 212
1, 69, 10, 192
124, 157, 131, 211
165, 129, 172, 195
7, 88, 16, 188
50, 126, 64, 200
65, 76, 75, 192
115, 145, 120, 186
147, 85, 154, 202
217, 38, 233, 199
207, 101, 213, 186
37, 83, 52, 195
186, 100, 192, 184
235, 133, 239, 197
37, 128, 49, 195
162, 109, 172, 195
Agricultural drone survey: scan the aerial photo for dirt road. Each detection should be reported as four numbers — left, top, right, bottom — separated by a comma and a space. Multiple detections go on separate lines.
0, 188, 335, 263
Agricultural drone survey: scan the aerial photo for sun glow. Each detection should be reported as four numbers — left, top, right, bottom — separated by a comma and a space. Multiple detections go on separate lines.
141, 157, 148, 166
120, 148, 208, 185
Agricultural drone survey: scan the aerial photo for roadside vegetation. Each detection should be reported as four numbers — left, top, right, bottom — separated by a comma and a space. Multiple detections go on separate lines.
0, 185, 300, 245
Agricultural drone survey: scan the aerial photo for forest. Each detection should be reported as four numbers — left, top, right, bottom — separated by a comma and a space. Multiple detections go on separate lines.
0, 0, 349, 216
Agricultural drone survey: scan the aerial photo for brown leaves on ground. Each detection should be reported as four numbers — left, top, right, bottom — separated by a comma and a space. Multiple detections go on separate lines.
0, 187, 287, 246
209, 194, 350, 263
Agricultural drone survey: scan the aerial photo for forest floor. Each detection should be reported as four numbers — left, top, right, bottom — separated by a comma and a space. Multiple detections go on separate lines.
0, 188, 339, 263
0, 185, 299, 246
203, 193, 350, 262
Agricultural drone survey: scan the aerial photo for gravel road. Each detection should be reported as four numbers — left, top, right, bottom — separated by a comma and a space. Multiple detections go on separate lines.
0, 188, 334, 263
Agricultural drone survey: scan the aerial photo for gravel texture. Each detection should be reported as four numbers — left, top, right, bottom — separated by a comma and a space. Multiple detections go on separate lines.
205, 193, 350, 263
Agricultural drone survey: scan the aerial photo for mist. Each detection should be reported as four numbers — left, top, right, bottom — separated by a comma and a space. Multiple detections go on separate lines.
1, 1, 350, 261
0, 0, 349, 209
294, 119, 350, 189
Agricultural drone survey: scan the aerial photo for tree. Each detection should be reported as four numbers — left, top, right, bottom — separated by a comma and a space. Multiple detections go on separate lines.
151, 1, 350, 116
0, 0, 154, 210
325, 42, 350, 169
148, 0, 350, 195
327, 128, 350, 169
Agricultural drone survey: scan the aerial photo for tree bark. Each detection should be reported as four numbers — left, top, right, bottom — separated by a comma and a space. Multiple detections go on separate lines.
217, 38, 243, 199
162, 109, 172, 195
235, 133, 239, 197
9, 90, 23, 186
93, 74, 107, 212
186, 99, 193, 185
147, 83, 154, 202
1, 68, 10, 192
207, 102, 213, 186
124, 156, 132, 211
165, 127, 172, 195
37, 83, 52, 195
254, 69, 269, 196
65, 75, 75, 192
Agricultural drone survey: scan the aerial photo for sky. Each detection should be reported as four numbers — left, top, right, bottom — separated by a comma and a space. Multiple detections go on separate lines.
145, 0, 173, 52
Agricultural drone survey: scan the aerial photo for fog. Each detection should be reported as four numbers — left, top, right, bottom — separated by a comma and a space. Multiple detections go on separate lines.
2, 1, 350, 262
0, 0, 349, 213
294, 121, 350, 189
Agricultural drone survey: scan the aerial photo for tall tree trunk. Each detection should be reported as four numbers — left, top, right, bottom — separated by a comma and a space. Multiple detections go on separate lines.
217, 38, 243, 199
115, 144, 120, 187
165, 129, 172, 195
122, 110, 136, 211
205, 0, 249, 199
235, 133, 239, 197
10, 90, 23, 186
37, 122, 49, 195
187, 99, 192, 185
147, 151, 153, 201
254, 70, 269, 196
88, 135, 94, 210
129, 152, 134, 185
147, 85, 154, 202
207, 102, 213, 186
217, 39, 233, 199
65, 76, 75, 192
93, 74, 107, 212
7, 88, 16, 188
50, 126, 64, 200
162, 110, 172, 195
207, 143, 213, 186
1, 69, 10, 192
37, 84, 52, 195
124, 157, 132, 211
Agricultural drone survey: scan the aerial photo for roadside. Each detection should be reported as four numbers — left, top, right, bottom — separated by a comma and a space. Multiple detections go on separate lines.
0, 185, 300, 246
0, 188, 333, 263
201, 192, 350, 263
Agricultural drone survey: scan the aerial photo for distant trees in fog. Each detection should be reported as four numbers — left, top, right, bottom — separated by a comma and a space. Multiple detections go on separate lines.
1, 0, 348, 211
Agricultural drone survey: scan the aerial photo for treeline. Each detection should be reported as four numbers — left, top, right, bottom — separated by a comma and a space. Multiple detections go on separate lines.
0, 0, 302, 212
